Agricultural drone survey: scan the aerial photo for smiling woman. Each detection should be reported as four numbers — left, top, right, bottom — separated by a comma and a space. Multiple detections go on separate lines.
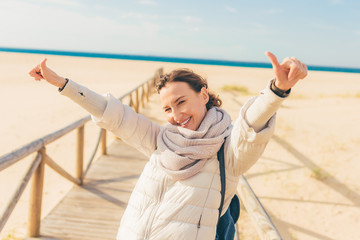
28, 51, 307, 239
157, 69, 216, 130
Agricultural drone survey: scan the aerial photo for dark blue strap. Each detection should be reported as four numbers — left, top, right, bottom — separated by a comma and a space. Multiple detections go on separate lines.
217, 141, 226, 220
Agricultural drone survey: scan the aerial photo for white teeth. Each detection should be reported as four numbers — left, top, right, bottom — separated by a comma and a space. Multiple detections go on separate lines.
179, 117, 191, 126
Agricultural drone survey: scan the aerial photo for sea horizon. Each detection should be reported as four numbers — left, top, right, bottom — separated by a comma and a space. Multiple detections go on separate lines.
1, 47, 359, 74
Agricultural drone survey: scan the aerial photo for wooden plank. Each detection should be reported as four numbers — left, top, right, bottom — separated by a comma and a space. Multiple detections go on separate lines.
39, 140, 147, 240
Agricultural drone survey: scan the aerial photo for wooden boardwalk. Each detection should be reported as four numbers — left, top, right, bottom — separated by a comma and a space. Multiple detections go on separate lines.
37, 141, 148, 240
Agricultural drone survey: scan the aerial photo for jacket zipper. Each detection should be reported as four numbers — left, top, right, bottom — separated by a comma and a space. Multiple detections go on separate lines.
195, 167, 219, 239
197, 214, 202, 229
194, 213, 203, 239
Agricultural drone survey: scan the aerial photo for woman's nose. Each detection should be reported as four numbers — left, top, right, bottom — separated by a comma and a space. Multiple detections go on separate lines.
172, 110, 183, 123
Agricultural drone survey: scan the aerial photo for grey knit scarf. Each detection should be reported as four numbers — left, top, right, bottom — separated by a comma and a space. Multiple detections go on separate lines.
157, 107, 232, 180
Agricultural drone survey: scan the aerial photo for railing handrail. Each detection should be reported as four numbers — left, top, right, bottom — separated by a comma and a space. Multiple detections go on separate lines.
237, 175, 282, 240
0, 116, 90, 171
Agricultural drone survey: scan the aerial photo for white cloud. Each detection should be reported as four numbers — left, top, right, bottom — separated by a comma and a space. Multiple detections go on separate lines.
183, 16, 202, 23
330, 0, 343, 5
92, 5, 159, 20
224, 6, 238, 14
138, 0, 158, 6
141, 21, 161, 37
313, 23, 336, 31
247, 22, 277, 36
43, 0, 84, 7
118, 11, 159, 20
120, 12, 145, 19
190, 27, 200, 32
265, 8, 283, 15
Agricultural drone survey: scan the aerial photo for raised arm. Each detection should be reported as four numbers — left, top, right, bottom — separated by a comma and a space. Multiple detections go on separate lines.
28, 58, 107, 118
245, 51, 308, 132
226, 52, 308, 176
28, 59, 161, 156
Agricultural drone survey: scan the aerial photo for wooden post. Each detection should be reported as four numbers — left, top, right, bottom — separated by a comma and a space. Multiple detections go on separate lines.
101, 129, 107, 155
27, 148, 45, 237
141, 85, 145, 108
148, 79, 152, 94
146, 81, 150, 101
76, 126, 84, 185
152, 77, 155, 93
135, 89, 139, 113
143, 84, 148, 103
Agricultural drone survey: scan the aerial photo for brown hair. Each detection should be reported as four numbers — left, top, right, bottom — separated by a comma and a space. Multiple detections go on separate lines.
155, 68, 222, 110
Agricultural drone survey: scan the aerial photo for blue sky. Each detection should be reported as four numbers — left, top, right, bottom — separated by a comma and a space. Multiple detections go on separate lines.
0, 0, 359, 68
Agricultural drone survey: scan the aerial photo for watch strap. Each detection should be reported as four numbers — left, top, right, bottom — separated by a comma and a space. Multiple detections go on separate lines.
270, 79, 291, 98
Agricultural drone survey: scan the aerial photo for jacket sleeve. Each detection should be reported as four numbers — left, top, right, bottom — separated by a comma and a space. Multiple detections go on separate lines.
60, 79, 161, 157
224, 84, 286, 176
92, 93, 161, 157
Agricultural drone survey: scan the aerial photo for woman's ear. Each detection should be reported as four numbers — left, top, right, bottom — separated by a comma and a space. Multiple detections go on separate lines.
200, 87, 209, 104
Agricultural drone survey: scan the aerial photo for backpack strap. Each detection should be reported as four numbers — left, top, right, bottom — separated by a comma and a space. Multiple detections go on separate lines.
217, 140, 226, 221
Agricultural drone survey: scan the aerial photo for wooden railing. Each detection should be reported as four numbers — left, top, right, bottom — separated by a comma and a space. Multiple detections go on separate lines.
0, 68, 163, 237
237, 175, 282, 240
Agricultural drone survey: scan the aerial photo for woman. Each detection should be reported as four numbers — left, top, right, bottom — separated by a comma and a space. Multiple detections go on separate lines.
29, 51, 307, 239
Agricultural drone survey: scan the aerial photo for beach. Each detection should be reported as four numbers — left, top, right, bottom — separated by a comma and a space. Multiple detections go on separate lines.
1, 51, 360, 239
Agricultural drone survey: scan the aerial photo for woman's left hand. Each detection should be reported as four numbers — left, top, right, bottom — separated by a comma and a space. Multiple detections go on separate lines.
265, 51, 308, 91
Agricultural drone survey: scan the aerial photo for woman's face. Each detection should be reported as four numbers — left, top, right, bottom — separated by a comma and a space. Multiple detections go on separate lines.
159, 81, 209, 131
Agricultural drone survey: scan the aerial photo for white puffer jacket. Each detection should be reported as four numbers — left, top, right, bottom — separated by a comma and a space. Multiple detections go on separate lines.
92, 94, 276, 240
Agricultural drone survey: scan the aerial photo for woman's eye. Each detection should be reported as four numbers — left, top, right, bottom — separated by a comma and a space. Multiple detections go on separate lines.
178, 100, 185, 105
164, 108, 171, 112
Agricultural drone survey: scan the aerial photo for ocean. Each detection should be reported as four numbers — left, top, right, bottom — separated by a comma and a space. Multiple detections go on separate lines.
1, 47, 359, 74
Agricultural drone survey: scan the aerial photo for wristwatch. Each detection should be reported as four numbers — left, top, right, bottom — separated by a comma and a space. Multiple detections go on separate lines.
58, 78, 70, 92
270, 79, 291, 98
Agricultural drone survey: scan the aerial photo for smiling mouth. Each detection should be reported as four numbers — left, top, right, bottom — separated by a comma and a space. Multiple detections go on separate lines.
179, 117, 191, 126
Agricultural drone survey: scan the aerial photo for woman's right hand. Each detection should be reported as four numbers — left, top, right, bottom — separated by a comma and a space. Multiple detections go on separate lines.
28, 58, 67, 88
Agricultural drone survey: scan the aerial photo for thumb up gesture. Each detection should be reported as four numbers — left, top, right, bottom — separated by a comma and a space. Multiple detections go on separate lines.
28, 58, 67, 89
265, 51, 308, 91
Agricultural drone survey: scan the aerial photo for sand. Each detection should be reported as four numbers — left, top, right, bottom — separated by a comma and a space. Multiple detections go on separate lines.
0, 51, 359, 239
